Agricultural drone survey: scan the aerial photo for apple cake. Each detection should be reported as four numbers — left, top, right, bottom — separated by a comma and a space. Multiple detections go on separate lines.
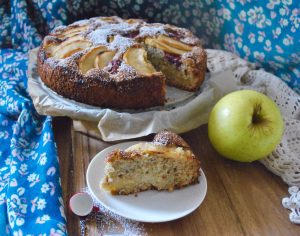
37, 16, 207, 109
101, 130, 201, 195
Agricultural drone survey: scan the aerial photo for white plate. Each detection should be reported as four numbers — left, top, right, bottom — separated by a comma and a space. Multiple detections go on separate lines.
86, 141, 207, 223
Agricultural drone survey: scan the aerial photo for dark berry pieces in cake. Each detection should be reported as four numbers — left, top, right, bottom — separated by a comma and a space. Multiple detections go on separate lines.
164, 52, 182, 68
123, 31, 139, 38
107, 59, 122, 74
166, 28, 185, 41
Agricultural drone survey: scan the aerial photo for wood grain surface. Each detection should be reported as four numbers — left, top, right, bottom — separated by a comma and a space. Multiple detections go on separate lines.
53, 117, 299, 236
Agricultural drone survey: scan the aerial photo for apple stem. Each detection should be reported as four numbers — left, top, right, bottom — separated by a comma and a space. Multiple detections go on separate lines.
252, 103, 263, 124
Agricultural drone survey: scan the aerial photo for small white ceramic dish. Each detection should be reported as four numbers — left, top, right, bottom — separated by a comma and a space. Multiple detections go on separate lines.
69, 192, 94, 216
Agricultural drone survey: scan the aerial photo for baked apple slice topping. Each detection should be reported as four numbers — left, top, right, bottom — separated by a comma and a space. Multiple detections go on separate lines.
123, 47, 156, 75
57, 26, 88, 39
145, 35, 193, 55
79, 46, 116, 74
98, 17, 117, 23
46, 35, 82, 56
94, 51, 116, 69
159, 35, 193, 51
126, 19, 143, 24
52, 39, 92, 59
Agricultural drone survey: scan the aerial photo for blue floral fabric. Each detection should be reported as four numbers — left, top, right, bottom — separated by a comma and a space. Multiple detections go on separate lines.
0, 0, 299, 235
0, 1, 68, 235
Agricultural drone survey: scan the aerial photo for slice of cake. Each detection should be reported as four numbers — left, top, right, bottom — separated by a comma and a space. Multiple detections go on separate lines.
101, 130, 201, 195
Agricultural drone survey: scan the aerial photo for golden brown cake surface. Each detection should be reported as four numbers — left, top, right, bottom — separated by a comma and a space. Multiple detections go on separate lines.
101, 130, 201, 195
38, 16, 207, 109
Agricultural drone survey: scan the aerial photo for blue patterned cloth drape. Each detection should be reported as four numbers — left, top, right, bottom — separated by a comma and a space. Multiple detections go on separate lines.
0, 0, 299, 234
0, 1, 68, 235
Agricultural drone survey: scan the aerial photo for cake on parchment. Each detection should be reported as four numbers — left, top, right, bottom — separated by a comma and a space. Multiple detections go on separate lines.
37, 16, 207, 109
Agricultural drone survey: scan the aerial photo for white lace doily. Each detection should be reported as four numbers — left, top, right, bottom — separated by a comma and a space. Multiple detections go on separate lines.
282, 186, 300, 224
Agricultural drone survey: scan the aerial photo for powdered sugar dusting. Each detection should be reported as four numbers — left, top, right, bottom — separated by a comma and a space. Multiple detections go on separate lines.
88, 22, 139, 44
109, 35, 136, 55
45, 57, 68, 68
51, 25, 67, 34
119, 62, 136, 74
84, 188, 147, 236
87, 28, 110, 46
139, 25, 166, 37
98, 22, 138, 33
180, 36, 201, 46
87, 22, 139, 48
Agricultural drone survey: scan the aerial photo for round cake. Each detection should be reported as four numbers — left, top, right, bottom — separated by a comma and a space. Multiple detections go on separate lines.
37, 16, 207, 109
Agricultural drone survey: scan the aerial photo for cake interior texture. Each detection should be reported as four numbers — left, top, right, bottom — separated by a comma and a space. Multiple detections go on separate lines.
101, 142, 200, 195
145, 45, 203, 91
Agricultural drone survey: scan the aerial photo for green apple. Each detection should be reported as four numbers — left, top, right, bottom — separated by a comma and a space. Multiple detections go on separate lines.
208, 90, 284, 162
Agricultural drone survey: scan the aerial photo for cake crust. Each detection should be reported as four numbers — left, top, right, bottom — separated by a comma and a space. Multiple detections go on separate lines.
153, 129, 190, 148
37, 48, 166, 109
